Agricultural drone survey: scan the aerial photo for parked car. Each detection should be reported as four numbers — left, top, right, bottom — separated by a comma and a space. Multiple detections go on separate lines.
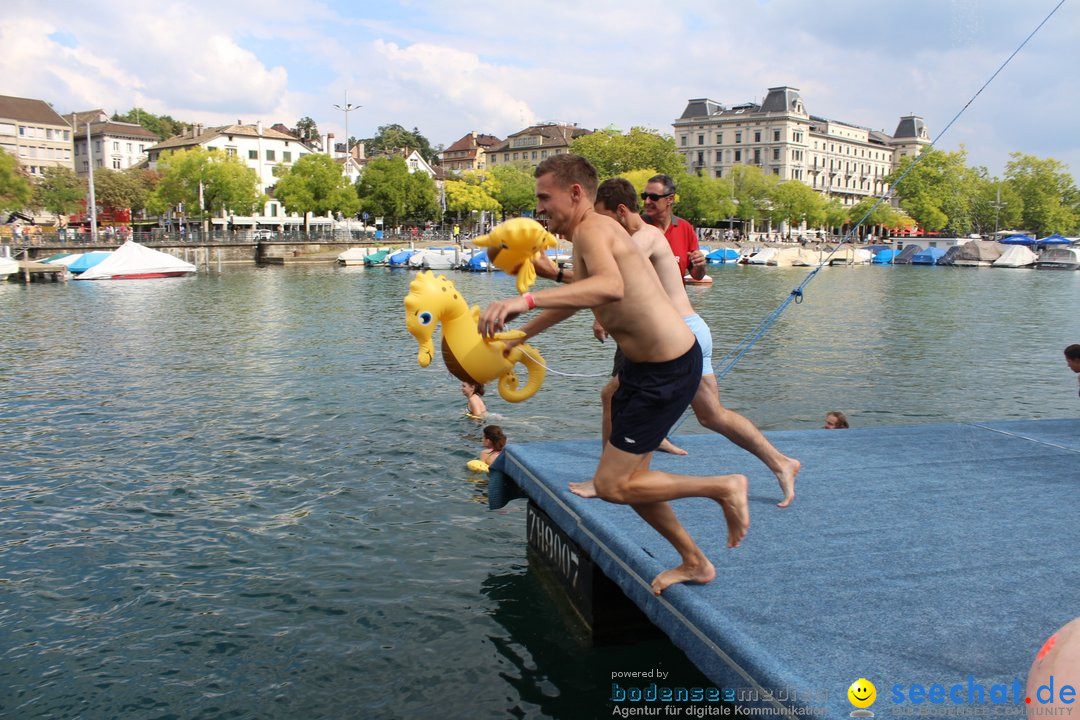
253, 230, 275, 240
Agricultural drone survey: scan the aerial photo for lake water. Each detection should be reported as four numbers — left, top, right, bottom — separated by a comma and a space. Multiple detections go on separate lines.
2, 262, 1078, 719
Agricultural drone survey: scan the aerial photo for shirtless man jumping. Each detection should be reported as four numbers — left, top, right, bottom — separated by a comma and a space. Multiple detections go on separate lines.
478, 155, 749, 595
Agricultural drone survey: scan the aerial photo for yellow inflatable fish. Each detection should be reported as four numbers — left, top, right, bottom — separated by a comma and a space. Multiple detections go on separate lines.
404, 270, 546, 403
472, 218, 559, 294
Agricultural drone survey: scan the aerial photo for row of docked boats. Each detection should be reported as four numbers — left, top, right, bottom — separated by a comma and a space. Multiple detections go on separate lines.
705, 236, 1080, 270
338, 246, 573, 273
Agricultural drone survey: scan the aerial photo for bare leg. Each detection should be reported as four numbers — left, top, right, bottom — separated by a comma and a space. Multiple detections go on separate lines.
691, 374, 801, 508
657, 438, 688, 456
632, 501, 716, 595
589, 444, 750, 593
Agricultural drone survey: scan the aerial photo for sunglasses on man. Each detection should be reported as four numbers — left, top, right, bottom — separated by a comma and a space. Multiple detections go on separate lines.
640, 192, 673, 201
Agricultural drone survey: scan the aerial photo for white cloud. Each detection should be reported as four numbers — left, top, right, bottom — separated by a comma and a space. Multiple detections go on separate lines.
373, 40, 537, 136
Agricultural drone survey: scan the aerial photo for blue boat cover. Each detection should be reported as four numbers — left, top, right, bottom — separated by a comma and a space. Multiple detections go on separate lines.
67, 251, 113, 273
911, 246, 947, 264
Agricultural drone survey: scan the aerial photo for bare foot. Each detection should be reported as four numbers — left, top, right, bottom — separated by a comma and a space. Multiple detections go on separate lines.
657, 438, 688, 456
775, 457, 801, 509
569, 480, 597, 498
713, 474, 750, 548
652, 555, 716, 595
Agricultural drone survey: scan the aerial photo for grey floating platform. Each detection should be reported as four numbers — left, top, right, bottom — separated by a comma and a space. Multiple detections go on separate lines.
489, 419, 1080, 717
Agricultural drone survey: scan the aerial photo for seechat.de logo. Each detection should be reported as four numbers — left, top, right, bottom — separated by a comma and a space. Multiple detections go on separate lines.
848, 678, 877, 717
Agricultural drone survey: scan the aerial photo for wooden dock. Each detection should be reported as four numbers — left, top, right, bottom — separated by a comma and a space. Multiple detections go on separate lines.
5, 261, 68, 283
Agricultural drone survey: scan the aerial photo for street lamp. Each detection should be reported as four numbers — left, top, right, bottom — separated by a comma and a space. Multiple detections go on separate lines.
333, 90, 361, 162
333, 91, 360, 239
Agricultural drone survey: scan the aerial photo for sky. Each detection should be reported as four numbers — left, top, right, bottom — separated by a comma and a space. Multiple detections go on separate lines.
2, 0, 1077, 180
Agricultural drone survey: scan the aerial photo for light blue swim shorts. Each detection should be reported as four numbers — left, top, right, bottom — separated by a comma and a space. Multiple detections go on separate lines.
683, 313, 714, 376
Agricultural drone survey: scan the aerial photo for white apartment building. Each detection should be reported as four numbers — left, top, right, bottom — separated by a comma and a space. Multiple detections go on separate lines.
147, 122, 315, 223
0, 94, 73, 177
673, 87, 931, 205
67, 110, 160, 176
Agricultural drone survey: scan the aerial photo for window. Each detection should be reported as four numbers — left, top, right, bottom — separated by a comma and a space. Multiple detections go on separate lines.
697, 151, 704, 164
735, 131, 742, 144
113, 158, 121, 169
734, 149, 741, 162
266, 149, 275, 161
249, 150, 258, 160
226, 147, 237, 157
113, 142, 120, 151
139, 144, 144, 153
773, 129, 781, 142
680, 136, 687, 146
753, 149, 761, 164
64, 131, 70, 141
269, 203, 277, 217
715, 150, 722, 162
715, 168, 723, 178
754, 131, 761, 143
282, 151, 291, 162
772, 168, 780, 176
127, 143, 132, 153
773, 148, 780, 161
697, 134, 704, 145
715, 133, 722, 144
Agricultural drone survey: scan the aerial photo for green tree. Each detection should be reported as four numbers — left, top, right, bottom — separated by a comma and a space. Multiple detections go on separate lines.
768, 180, 827, 236
823, 199, 850, 236
0, 148, 34, 215
356, 156, 436, 227
887, 147, 979, 234
148, 147, 263, 219
1004, 153, 1080, 236
293, 116, 320, 144
571, 127, 683, 178
273, 153, 360, 233
34, 166, 85, 219
403, 170, 441, 224
94, 168, 153, 216
443, 179, 500, 214
970, 176, 1024, 235
730, 164, 779, 230
672, 173, 735, 224
112, 108, 190, 140
489, 164, 535, 218
846, 197, 912, 239
363, 124, 437, 164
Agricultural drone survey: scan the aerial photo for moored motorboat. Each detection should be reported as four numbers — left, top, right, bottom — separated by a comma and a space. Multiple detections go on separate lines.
992, 245, 1038, 268
1035, 246, 1080, 270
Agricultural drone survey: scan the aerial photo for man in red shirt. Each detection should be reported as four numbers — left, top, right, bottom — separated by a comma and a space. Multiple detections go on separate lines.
641, 174, 706, 280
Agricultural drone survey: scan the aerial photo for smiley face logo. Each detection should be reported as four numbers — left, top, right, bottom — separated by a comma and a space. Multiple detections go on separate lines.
848, 678, 877, 709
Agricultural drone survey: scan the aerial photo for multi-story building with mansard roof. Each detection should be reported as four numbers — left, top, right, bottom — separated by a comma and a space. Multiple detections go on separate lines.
673, 87, 931, 206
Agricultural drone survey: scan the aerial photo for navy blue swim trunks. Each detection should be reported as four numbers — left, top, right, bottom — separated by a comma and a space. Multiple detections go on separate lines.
610, 341, 702, 454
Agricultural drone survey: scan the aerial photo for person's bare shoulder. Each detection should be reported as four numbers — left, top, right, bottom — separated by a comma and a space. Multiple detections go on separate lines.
632, 223, 677, 262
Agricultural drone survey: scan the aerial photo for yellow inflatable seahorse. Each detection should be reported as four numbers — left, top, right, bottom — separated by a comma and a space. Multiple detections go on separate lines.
404, 270, 546, 403
472, 217, 559, 294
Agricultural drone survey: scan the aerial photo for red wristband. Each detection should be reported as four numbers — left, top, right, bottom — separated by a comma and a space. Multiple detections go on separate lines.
524, 292, 536, 310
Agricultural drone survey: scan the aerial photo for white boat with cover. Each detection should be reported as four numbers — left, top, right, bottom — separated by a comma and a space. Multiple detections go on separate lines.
73, 241, 196, 280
